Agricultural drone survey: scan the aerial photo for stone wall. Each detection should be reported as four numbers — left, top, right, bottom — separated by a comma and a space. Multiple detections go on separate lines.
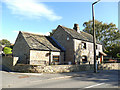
13, 32, 30, 64
52, 26, 74, 64
2, 56, 13, 70
74, 39, 103, 64
12, 64, 94, 73
98, 63, 120, 70
30, 50, 64, 65
12, 63, 120, 73
30, 50, 49, 65
2, 56, 120, 73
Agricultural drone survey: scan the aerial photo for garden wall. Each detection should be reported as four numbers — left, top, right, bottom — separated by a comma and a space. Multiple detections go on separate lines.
98, 63, 120, 70
2, 56, 120, 73
12, 63, 120, 73
2, 56, 13, 70
12, 64, 94, 73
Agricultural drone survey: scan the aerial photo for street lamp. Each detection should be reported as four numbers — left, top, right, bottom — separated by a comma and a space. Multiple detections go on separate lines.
92, 0, 100, 73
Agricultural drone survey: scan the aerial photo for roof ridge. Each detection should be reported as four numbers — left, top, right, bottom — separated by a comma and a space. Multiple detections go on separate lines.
80, 31, 93, 37
59, 25, 93, 37
59, 25, 74, 31
20, 31, 46, 36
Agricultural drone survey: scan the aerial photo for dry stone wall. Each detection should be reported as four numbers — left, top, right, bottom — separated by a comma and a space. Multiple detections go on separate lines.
98, 63, 120, 70
12, 64, 94, 73
2, 56, 120, 73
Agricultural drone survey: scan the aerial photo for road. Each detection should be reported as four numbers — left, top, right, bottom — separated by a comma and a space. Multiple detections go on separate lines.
1, 70, 119, 88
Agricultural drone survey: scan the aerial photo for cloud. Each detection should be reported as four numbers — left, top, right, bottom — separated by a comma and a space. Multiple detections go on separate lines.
2, 0, 62, 21
13, 30, 19, 33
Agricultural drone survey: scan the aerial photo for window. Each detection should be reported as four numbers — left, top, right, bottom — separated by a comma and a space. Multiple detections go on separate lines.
45, 53, 50, 57
81, 42, 86, 49
67, 36, 69, 40
96, 45, 98, 49
82, 56, 87, 63
53, 56, 59, 62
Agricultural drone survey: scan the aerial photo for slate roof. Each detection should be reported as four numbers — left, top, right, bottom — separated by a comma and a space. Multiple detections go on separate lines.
59, 25, 101, 44
20, 31, 65, 51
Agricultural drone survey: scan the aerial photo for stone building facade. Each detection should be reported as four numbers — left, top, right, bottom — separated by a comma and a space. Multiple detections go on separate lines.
52, 24, 106, 64
13, 31, 65, 65
13, 24, 106, 66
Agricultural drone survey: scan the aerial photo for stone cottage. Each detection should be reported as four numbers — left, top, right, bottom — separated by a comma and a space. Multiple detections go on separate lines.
52, 24, 106, 64
13, 31, 65, 65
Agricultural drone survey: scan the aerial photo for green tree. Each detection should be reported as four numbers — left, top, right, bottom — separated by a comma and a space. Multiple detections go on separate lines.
83, 20, 120, 58
105, 44, 120, 58
3, 47, 12, 54
0, 39, 11, 46
83, 20, 120, 47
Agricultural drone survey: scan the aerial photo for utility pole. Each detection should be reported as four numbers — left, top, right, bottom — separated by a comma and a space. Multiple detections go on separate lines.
92, 0, 100, 73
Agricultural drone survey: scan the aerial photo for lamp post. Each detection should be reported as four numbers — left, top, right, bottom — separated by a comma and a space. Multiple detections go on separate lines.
92, 0, 100, 73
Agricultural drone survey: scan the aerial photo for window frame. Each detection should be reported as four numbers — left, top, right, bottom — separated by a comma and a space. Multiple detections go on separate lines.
53, 55, 59, 62
82, 56, 87, 63
81, 42, 86, 49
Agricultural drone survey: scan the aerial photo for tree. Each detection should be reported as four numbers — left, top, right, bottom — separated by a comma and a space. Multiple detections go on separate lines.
83, 20, 120, 47
83, 20, 120, 58
105, 44, 120, 58
0, 39, 11, 46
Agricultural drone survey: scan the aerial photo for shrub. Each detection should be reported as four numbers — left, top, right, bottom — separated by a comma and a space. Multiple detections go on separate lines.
3, 47, 12, 54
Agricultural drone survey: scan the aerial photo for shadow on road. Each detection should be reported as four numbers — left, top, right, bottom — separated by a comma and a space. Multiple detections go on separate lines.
60, 70, 119, 87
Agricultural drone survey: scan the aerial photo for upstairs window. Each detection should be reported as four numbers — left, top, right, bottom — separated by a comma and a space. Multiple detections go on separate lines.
96, 45, 98, 49
81, 42, 86, 49
67, 37, 69, 40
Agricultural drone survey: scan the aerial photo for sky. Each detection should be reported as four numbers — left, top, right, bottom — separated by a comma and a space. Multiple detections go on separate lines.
0, 0, 119, 44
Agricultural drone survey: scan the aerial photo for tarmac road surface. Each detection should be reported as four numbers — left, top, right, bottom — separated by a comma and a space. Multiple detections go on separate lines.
1, 70, 119, 88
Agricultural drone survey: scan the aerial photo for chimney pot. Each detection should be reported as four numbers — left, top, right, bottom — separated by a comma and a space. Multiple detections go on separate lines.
73, 23, 80, 33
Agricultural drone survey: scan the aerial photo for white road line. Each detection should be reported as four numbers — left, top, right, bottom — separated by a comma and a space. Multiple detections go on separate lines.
9, 72, 43, 76
84, 83, 105, 88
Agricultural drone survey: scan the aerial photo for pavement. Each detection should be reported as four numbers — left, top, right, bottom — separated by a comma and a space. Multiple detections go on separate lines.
1, 70, 120, 88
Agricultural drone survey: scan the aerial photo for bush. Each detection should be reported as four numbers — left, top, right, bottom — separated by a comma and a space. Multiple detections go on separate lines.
3, 47, 12, 54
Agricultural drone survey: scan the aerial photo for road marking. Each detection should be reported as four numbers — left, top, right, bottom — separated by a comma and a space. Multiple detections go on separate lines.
84, 83, 105, 88
9, 72, 43, 76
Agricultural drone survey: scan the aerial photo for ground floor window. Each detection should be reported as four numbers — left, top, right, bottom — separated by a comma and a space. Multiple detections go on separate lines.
82, 56, 87, 63
53, 55, 59, 62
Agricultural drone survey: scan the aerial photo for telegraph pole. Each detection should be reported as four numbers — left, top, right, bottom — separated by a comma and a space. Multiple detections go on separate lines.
92, 0, 100, 73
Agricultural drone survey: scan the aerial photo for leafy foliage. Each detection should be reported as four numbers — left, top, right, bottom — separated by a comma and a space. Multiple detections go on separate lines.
0, 39, 11, 46
104, 44, 120, 58
83, 20, 120, 58
3, 47, 12, 54
117, 53, 120, 58
83, 20, 120, 47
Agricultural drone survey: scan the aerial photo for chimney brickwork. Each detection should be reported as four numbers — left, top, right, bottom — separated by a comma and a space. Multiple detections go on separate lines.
73, 24, 80, 33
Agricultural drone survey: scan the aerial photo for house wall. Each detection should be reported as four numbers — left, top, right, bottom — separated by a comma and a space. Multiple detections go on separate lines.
30, 50, 49, 65
51, 51, 64, 64
13, 32, 30, 64
74, 39, 103, 64
52, 26, 74, 64
96, 44, 103, 63
30, 50, 64, 65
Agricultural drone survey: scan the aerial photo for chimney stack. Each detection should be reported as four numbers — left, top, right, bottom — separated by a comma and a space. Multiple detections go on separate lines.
73, 23, 80, 33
